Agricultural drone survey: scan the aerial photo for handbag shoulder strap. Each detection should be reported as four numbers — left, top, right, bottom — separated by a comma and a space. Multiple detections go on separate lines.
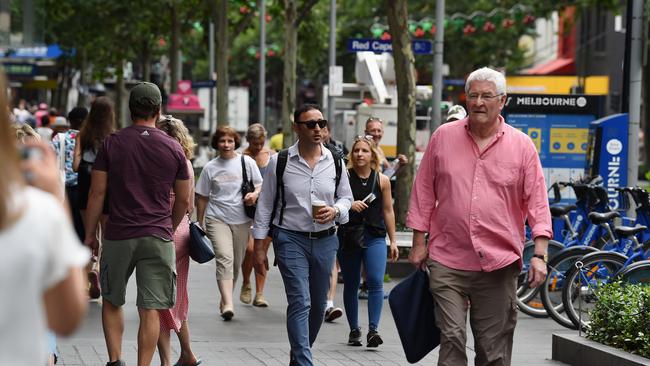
241, 154, 249, 182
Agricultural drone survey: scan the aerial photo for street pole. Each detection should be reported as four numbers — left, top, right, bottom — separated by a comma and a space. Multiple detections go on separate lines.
258, 0, 266, 126
327, 0, 336, 122
430, 0, 445, 134
626, 0, 643, 187
209, 22, 215, 134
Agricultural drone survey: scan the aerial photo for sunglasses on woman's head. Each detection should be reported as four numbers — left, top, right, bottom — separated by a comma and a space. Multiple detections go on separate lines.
296, 119, 328, 129
355, 135, 374, 142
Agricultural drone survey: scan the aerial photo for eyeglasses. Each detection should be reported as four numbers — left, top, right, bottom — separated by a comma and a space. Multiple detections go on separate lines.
296, 119, 328, 129
467, 93, 503, 102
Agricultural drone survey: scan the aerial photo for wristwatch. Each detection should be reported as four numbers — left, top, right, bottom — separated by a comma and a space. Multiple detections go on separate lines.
532, 253, 548, 263
334, 206, 340, 220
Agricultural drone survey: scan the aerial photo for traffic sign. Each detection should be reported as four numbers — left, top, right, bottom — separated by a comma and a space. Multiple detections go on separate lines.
346, 38, 432, 55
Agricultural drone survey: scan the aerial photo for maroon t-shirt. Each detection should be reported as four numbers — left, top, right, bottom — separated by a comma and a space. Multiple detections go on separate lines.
93, 125, 190, 240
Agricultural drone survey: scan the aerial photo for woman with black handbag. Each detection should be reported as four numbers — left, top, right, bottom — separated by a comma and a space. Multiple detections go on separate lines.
196, 126, 262, 321
155, 116, 201, 366
338, 135, 399, 348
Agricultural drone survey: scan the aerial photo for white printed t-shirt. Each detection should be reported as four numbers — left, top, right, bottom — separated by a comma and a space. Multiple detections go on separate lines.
196, 153, 263, 225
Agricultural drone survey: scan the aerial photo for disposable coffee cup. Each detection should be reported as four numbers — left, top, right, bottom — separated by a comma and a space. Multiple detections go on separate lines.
312, 199, 326, 219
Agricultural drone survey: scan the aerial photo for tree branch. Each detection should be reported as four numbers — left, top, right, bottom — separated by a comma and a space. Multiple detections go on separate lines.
233, 8, 257, 37
295, 0, 318, 27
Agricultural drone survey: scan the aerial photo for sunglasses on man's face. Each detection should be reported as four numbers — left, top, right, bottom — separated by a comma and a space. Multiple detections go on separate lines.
296, 119, 328, 129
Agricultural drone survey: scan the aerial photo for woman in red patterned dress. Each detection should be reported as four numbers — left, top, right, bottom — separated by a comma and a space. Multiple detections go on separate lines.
156, 116, 201, 366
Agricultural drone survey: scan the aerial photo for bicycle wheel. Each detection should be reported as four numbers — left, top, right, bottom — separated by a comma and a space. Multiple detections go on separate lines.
561, 251, 627, 330
618, 260, 650, 285
539, 246, 599, 329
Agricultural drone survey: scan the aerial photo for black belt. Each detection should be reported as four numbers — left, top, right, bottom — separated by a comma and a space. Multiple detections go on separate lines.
278, 226, 336, 239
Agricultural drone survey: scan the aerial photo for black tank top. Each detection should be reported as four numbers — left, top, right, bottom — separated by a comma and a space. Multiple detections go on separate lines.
347, 169, 386, 237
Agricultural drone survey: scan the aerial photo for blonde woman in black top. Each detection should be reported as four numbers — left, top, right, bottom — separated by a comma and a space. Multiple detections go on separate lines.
337, 135, 399, 348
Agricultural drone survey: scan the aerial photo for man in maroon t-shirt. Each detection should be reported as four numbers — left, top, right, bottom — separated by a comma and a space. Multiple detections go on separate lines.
84, 82, 191, 366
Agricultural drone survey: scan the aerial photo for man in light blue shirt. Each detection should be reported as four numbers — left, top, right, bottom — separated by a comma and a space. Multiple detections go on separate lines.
253, 104, 352, 366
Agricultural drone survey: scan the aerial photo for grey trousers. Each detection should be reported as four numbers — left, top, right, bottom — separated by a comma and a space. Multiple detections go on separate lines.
427, 260, 519, 366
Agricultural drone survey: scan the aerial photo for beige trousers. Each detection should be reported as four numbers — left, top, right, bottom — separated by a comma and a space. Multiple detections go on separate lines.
205, 217, 251, 281
427, 259, 519, 366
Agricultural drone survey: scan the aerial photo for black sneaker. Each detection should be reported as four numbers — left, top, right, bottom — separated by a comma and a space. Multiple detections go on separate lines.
324, 307, 343, 322
367, 330, 383, 348
348, 328, 362, 346
106, 360, 126, 366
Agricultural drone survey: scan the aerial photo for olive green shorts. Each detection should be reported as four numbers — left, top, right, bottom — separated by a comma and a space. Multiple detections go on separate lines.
100, 236, 176, 309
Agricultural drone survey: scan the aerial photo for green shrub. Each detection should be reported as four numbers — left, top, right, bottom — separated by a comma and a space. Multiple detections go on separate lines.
587, 281, 650, 358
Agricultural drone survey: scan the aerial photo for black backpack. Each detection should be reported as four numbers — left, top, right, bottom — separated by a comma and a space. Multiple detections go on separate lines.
270, 144, 343, 227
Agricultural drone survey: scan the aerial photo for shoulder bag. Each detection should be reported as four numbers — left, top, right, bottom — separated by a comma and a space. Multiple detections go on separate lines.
188, 215, 215, 263
240, 155, 257, 219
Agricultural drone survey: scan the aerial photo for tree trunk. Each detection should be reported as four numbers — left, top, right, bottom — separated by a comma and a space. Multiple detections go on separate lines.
77, 50, 88, 107
170, 2, 180, 92
386, 0, 416, 225
281, 0, 298, 147
142, 41, 152, 82
115, 59, 126, 128
216, 0, 229, 127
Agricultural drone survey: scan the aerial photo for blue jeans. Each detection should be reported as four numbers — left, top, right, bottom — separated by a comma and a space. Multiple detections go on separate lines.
273, 228, 338, 366
338, 233, 387, 331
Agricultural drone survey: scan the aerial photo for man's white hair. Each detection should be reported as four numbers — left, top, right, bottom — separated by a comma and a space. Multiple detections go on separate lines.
465, 67, 506, 95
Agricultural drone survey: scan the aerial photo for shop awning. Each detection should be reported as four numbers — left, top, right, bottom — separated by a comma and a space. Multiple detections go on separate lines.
525, 58, 575, 75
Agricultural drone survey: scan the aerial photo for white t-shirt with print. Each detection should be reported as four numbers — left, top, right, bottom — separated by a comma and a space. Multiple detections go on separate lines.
0, 187, 89, 366
196, 153, 263, 225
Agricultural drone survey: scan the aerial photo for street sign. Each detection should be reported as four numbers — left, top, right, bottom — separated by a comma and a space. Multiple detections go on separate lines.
346, 38, 433, 55
0, 44, 65, 59
2, 63, 36, 76
328, 66, 343, 97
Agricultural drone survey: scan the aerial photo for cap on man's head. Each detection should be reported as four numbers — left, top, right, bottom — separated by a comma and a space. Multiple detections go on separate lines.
129, 82, 162, 107
446, 105, 467, 122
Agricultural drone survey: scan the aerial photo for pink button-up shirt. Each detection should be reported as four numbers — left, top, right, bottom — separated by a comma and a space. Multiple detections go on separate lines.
406, 116, 552, 272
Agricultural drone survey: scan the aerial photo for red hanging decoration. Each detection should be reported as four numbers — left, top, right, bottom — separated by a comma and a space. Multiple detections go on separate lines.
463, 24, 476, 35
502, 18, 515, 29
414, 27, 425, 38
265, 14, 272, 22
267, 49, 275, 57
523, 14, 536, 25
239, 6, 251, 14
483, 21, 496, 32
381, 31, 391, 40
430, 24, 436, 35
255, 51, 260, 59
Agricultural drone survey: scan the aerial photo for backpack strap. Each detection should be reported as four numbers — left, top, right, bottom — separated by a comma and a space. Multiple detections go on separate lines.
270, 149, 289, 227
324, 143, 343, 199
240, 155, 248, 184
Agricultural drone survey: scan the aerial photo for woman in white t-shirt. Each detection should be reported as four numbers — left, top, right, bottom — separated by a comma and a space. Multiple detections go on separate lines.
0, 77, 89, 365
196, 126, 262, 321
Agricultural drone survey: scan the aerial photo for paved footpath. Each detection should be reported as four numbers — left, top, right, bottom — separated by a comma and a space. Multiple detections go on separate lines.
58, 252, 571, 366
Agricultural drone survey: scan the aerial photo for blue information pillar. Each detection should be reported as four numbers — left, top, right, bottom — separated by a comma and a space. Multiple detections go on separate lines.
584, 114, 629, 210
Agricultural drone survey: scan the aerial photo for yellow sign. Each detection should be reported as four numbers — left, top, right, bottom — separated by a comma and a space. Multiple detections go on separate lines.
527, 128, 542, 152
506, 76, 609, 95
549, 128, 588, 154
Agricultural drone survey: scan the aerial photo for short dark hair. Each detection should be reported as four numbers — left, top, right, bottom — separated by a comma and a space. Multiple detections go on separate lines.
67, 107, 88, 130
211, 126, 241, 150
293, 103, 321, 124
130, 102, 160, 121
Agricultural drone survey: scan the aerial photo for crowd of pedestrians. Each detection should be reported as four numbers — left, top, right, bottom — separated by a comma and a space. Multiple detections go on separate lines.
2, 65, 552, 366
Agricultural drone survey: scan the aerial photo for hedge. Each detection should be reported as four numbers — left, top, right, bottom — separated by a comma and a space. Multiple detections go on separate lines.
587, 281, 650, 358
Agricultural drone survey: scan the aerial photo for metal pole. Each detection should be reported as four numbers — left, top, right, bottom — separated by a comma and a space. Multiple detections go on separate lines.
258, 0, 266, 126
430, 0, 445, 134
22, 0, 33, 45
209, 22, 215, 134
627, 0, 643, 188
327, 0, 336, 122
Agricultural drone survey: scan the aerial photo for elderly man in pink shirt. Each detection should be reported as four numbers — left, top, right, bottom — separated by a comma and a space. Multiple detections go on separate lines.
407, 67, 552, 366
